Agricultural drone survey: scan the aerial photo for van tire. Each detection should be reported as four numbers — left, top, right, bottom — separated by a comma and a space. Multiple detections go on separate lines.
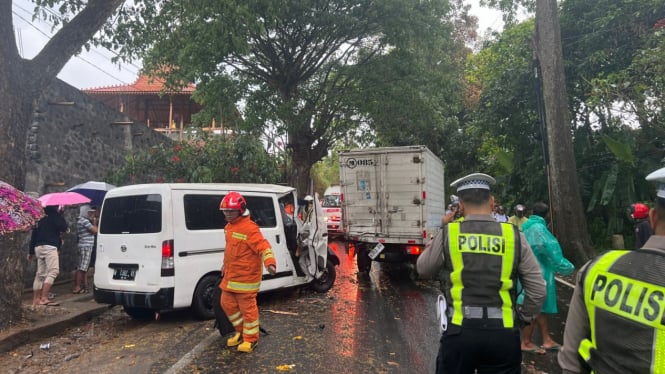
310, 261, 336, 293
123, 306, 154, 321
192, 274, 219, 320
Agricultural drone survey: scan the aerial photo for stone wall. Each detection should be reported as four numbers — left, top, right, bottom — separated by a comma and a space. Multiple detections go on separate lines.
22, 79, 172, 287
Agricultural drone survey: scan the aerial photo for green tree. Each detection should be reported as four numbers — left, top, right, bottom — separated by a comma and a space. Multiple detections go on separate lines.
480, 0, 595, 265
466, 21, 549, 206
106, 0, 459, 195
1, 0, 130, 329
558, 0, 665, 247
108, 135, 281, 185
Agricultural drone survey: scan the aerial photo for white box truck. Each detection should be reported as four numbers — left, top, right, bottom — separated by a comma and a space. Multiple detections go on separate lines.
339, 146, 445, 274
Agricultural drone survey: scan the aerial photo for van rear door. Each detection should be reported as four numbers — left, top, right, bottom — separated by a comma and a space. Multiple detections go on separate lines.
96, 193, 168, 295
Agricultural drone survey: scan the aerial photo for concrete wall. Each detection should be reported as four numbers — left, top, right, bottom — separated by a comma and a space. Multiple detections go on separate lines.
22, 79, 173, 287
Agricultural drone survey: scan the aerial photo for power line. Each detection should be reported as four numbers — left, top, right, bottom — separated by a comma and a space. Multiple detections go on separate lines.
11, 3, 141, 85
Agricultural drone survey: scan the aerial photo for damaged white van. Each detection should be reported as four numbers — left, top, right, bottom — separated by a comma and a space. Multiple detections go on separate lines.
93, 183, 338, 320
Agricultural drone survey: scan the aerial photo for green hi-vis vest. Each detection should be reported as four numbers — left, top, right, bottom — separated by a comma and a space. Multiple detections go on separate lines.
444, 221, 519, 328
579, 250, 665, 374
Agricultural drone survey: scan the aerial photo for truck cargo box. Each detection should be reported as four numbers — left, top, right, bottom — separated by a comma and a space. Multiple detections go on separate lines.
339, 146, 445, 271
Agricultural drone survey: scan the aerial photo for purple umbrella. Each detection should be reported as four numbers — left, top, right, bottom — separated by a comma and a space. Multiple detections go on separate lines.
0, 181, 45, 235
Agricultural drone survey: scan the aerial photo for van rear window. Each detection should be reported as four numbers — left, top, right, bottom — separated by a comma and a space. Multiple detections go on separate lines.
322, 195, 341, 208
100, 194, 162, 234
184, 194, 277, 230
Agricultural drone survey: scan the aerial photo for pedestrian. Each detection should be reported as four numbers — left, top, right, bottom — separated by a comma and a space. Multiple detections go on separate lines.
495, 205, 508, 222
417, 172, 546, 374
29, 205, 68, 306
73, 204, 97, 294
630, 202, 653, 249
508, 204, 528, 231
519, 202, 574, 354
219, 191, 277, 353
558, 166, 665, 373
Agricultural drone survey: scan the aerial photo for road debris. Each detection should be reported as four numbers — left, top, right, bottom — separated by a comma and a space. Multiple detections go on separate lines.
275, 364, 296, 371
264, 310, 298, 316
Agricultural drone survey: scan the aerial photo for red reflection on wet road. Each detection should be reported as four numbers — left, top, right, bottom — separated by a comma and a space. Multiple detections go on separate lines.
328, 241, 362, 358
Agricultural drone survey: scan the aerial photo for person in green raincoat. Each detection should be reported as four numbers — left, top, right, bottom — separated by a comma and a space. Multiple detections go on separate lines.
519, 202, 575, 353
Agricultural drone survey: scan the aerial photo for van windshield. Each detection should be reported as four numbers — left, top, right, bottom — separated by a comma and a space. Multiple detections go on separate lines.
100, 194, 162, 234
322, 195, 340, 208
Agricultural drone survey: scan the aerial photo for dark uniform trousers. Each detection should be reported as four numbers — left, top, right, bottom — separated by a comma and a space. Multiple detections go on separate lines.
436, 319, 521, 374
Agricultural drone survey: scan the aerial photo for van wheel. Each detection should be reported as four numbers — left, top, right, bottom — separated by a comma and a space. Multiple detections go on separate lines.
192, 274, 219, 320
123, 306, 154, 321
357, 247, 371, 273
310, 261, 336, 293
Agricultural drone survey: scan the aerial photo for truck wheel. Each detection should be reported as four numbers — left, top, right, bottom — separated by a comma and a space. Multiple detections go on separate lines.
357, 247, 371, 273
123, 306, 154, 321
192, 274, 219, 320
310, 261, 336, 293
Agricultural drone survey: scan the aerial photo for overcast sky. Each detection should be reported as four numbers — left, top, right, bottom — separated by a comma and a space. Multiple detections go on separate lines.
12, 0, 506, 90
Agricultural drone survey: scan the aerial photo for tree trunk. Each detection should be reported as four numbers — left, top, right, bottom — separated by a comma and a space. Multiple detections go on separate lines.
535, 0, 595, 266
0, 0, 124, 329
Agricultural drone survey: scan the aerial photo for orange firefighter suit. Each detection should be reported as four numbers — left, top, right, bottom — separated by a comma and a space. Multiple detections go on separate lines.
220, 215, 276, 344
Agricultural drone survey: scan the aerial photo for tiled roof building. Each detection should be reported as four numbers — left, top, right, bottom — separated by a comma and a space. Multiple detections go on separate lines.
82, 75, 201, 136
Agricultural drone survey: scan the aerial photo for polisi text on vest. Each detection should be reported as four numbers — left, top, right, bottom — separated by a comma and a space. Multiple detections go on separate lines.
590, 271, 665, 328
457, 234, 506, 254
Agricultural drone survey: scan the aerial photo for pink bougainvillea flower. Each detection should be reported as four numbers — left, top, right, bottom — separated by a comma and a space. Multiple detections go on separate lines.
172, 155, 181, 163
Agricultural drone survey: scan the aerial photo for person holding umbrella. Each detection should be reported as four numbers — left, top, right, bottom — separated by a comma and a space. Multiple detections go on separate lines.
29, 205, 68, 306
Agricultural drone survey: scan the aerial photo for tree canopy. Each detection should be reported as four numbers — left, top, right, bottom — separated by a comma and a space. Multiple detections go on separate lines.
105, 0, 461, 194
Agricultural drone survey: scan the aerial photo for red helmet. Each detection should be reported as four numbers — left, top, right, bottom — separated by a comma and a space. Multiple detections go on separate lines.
219, 191, 247, 213
630, 203, 649, 219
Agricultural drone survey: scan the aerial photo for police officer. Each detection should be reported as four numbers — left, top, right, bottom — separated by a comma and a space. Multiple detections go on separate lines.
558, 167, 665, 373
417, 173, 546, 374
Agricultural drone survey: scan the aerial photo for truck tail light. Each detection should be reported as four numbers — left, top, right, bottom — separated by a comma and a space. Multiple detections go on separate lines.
330, 215, 340, 222
161, 239, 175, 276
406, 245, 422, 256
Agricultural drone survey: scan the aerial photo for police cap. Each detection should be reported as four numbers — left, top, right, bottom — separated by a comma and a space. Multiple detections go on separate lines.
450, 173, 496, 192
646, 166, 665, 199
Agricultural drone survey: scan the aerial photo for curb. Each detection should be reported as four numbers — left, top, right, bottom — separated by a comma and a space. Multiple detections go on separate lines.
0, 302, 108, 353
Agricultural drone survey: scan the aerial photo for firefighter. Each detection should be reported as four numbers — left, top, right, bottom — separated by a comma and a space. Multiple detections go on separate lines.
219, 191, 277, 352
558, 167, 665, 373
417, 172, 546, 374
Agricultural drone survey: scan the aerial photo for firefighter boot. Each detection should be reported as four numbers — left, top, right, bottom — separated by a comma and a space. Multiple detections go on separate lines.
237, 341, 257, 353
227, 332, 242, 347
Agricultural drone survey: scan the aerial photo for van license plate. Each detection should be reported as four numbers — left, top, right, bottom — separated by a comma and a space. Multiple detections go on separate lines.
113, 268, 137, 281
368, 243, 385, 260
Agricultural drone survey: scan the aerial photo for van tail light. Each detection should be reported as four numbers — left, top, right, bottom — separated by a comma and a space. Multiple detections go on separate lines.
330, 215, 340, 222
406, 245, 422, 256
161, 239, 175, 276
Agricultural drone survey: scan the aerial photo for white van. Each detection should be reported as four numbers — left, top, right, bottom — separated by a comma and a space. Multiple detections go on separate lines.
322, 185, 344, 238
93, 183, 338, 320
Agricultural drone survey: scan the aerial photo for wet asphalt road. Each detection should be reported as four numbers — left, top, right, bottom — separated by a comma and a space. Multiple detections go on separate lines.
179, 241, 573, 373
182, 241, 441, 373
1, 239, 574, 373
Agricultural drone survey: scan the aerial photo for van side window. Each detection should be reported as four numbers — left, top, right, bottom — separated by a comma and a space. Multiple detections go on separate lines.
100, 194, 162, 234
183, 194, 276, 230
184, 195, 227, 230
245, 196, 277, 228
